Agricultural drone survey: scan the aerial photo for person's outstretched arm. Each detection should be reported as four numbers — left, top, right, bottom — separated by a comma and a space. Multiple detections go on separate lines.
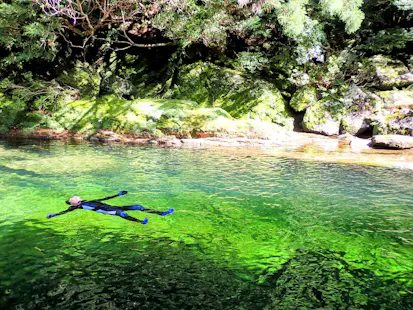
94, 191, 128, 201
47, 205, 78, 219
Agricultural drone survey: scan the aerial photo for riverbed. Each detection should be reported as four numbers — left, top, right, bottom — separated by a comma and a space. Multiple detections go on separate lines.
1, 140, 412, 309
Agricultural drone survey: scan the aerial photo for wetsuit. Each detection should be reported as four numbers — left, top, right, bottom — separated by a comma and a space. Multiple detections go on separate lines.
47, 192, 174, 224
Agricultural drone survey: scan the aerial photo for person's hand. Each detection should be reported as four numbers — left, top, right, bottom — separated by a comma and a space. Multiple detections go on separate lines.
47, 213, 57, 219
118, 190, 128, 196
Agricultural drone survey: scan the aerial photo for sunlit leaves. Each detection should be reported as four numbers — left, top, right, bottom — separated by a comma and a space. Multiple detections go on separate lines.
0, 1, 60, 69
238, 0, 365, 37
319, 0, 365, 33
359, 28, 413, 52
394, 0, 413, 10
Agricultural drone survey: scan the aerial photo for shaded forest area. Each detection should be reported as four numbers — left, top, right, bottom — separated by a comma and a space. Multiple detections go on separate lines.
0, 0, 412, 138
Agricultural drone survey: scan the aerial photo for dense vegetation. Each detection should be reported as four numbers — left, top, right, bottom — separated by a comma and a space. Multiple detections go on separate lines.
0, 0, 412, 137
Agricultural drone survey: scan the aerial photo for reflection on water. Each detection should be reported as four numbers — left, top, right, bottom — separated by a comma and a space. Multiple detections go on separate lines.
0, 140, 413, 309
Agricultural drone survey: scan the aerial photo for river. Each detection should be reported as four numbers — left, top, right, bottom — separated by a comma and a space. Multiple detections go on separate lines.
1, 140, 412, 309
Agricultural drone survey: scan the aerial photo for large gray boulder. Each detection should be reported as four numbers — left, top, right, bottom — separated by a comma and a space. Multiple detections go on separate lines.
371, 55, 413, 90
371, 135, 413, 149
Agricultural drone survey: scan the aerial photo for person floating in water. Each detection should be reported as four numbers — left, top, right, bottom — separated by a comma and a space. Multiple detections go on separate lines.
47, 191, 174, 225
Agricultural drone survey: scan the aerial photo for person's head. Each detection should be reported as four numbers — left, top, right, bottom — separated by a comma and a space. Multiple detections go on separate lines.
66, 196, 82, 206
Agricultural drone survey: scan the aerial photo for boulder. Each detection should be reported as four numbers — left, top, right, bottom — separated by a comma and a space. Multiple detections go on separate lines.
289, 86, 317, 112
156, 136, 183, 146
173, 62, 294, 130
376, 90, 413, 108
341, 110, 372, 136
371, 135, 413, 149
388, 116, 413, 136
302, 103, 340, 136
371, 55, 413, 90
370, 91, 413, 136
343, 86, 377, 110
88, 130, 122, 142
340, 86, 376, 135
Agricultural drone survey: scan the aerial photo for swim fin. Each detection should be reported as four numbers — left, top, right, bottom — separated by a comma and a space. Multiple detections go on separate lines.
161, 208, 174, 216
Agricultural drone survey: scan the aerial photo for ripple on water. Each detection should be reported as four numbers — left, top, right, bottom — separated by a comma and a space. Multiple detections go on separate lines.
0, 140, 413, 309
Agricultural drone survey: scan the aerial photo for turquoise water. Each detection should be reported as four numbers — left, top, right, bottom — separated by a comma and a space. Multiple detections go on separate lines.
1, 140, 413, 309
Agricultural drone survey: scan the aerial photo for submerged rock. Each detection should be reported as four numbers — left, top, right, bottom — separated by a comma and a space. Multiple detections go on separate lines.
337, 133, 354, 145
372, 135, 413, 149
173, 62, 294, 130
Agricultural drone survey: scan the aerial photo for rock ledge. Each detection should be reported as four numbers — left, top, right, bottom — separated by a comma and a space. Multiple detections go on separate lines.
372, 135, 413, 149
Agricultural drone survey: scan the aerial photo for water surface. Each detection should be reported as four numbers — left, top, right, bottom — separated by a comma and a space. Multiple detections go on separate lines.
1, 140, 412, 309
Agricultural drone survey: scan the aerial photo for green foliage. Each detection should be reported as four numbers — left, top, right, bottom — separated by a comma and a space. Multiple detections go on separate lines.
359, 28, 413, 52
236, 52, 270, 73
242, 0, 365, 36
57, 61, 102, 98
152, 1, 231, 48
0, 0, 60, 71
0, 73, 76, 112
320, 0, 365, 34
290, 86, 318, 112
0, 93, 25, 131
1, 0, 413, 135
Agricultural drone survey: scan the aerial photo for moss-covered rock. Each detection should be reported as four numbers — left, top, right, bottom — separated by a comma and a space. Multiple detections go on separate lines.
302, 101, 340, 136
50, 95, 286, 137
341, 111, 372, 136
343, 86, 379, 111
370, 55, 413, 90
173, 62, 294, 130
289, 87, 317, 112
369, 90, 413, 136
376, 90, 413, 107
371, 108, 413, 136
340, 86, 376, 135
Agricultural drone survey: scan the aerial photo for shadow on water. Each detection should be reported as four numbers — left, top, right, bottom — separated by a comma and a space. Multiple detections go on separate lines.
0, 220, 268, 310
260, 250, 413, 310
1, 221, 412, 310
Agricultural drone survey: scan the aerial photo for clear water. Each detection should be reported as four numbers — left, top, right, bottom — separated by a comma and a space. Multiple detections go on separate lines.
1, 140, 413, 309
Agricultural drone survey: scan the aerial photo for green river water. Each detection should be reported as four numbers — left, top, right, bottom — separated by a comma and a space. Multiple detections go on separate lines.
0, 140, 413, 309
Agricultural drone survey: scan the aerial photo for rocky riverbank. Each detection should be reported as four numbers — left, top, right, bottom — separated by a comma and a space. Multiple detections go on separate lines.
2, 128, 413, 170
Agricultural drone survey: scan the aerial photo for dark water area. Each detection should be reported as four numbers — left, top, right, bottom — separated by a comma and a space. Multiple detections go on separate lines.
0, 140, 413, 309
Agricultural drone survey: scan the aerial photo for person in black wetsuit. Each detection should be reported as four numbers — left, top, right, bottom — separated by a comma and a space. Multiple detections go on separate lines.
46, 191, 174, 225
